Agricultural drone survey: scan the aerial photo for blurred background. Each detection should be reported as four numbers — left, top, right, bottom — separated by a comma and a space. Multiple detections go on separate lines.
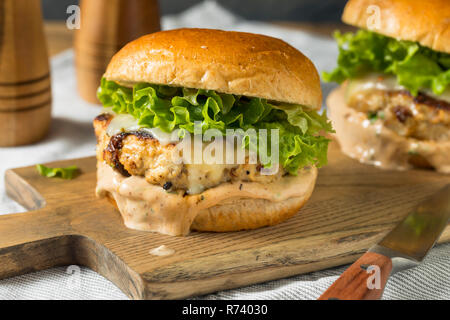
42, 0, 353, 57
42, 0, 348, 21
0, 0, 354, 148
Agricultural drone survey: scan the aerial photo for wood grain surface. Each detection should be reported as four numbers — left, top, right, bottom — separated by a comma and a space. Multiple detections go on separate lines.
1, 140, 449, 299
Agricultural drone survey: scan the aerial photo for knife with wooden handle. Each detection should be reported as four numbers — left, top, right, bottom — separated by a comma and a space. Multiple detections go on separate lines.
319, 184, 450, 300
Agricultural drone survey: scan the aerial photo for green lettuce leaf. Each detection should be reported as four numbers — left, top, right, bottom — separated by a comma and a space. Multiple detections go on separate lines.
36, 164, 79, 179
323, 30, 450, 96
97, 79, 334, 174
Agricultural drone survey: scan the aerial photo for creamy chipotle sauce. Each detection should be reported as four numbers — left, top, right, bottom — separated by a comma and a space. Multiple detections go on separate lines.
149, 245, 175, 256
96, 162, 317, 236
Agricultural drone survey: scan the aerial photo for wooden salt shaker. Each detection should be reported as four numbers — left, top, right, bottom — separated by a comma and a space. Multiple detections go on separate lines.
0, 0, 51, 147
75, 0, 161, 104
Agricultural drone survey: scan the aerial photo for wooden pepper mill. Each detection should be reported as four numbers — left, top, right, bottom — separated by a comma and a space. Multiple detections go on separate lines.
75, 0, 161, 104
0, 0, 51, 147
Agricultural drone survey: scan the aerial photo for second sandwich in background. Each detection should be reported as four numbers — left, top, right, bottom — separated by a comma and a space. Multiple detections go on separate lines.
324, 0, 450, 173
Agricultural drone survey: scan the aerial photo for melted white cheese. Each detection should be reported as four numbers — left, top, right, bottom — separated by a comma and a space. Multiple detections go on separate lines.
106, 113, 179, 145
149, 245, 175, 256
104, 113, 259, 195
173, 136, 248, 194
105, 114, 275, 195
106, 114, 140, 135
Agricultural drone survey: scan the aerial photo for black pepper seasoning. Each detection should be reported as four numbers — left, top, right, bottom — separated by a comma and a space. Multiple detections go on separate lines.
163, 182, 173, 190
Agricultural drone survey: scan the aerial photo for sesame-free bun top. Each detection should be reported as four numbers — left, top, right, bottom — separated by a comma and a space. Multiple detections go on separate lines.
104, 28, 322, 110
342, 0, 450, 54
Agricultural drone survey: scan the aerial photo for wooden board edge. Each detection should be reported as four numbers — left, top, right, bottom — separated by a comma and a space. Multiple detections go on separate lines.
141, 252, 363, 299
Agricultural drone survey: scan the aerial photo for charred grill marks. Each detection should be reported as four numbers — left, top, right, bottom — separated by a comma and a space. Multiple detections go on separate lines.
95, 113, 113, 122
131, 130, 155, 140
411, 92, 450, 111
393, 105, 412, 123
385, 90, 450, 112
104, 130, 156, 177
105, 132, 132, 177
163, 181, 173, 190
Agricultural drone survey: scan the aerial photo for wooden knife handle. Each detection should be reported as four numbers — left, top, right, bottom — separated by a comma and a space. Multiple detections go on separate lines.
318, 252, 393, 300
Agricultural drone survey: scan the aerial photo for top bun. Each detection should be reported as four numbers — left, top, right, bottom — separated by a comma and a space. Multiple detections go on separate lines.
342, 0, 450, 54
104, 28, 322, 109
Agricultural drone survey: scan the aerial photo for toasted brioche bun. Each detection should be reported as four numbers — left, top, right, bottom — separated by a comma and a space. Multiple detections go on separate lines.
102, 165, 317, 233
104, 28, 322, 109
191, 188, 316, 232
327, 86, 450, 173
342, 0, 450, 53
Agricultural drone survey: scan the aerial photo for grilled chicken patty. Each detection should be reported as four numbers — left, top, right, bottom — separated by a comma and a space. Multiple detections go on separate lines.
347, 88, 450, 142
94, 113, 286, 194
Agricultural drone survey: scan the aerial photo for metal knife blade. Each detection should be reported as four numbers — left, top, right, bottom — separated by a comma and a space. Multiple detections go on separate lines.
370, 184, 450, 272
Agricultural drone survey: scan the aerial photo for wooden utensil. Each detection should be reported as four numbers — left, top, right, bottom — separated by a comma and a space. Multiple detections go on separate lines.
74, 0, 161, 104
0, 0, 51, 146
1, 140, 449, 299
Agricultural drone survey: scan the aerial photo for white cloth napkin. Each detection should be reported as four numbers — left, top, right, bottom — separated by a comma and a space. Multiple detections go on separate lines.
0, 1, 448, 300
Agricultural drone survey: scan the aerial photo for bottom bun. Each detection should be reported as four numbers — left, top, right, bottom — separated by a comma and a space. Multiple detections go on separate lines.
327, 86, 450, 173
98, 161, 317, 235
192, 193, 314, 232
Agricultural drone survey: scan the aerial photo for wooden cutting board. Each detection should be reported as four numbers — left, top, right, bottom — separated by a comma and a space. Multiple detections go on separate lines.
1, 140, 449, 299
